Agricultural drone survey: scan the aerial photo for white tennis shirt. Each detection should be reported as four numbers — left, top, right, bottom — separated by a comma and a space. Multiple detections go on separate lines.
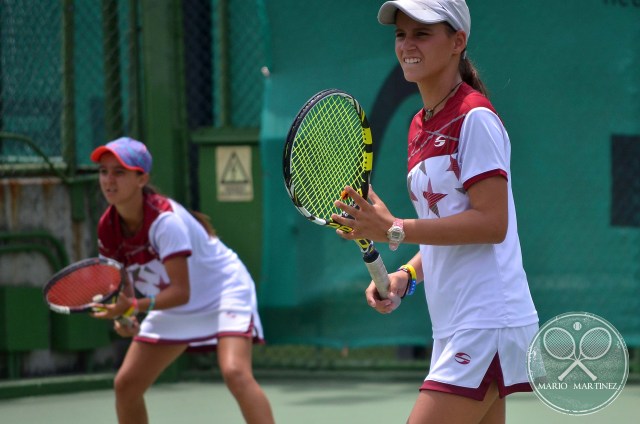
97, 193, 259, 317
406, 83, 538, 339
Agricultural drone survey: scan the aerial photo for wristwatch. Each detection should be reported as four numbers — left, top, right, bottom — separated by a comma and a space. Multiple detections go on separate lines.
386, 218, 405, 251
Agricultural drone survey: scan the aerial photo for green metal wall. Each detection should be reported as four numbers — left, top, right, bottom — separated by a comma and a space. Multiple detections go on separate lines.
259, 0, 640, 347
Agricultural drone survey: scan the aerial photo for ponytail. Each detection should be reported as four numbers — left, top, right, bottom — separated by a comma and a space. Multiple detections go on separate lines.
459, 55, 489, 98
442, 23, 489, 98
141, 184, 216, 237
190, 210, 216, 237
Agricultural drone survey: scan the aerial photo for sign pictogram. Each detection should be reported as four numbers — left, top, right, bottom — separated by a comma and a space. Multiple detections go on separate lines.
216, 146, 253, 202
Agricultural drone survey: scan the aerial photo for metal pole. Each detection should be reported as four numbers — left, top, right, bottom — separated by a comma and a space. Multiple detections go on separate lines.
128, 0, 142, 139
61, 0, 76, 176
103, 0, 123, 140
216, 0, 230, 127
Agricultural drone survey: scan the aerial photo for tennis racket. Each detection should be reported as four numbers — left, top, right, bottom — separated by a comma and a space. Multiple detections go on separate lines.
283, 89, 397, 304
43, 257, 133, 326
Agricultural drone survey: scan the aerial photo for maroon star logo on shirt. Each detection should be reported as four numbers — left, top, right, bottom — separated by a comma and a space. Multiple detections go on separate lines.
408, 174, 418, 202
423, 179, 447, 217
155, 278, 170, 291
447, 155, 461, 180
131, 267, 145, 285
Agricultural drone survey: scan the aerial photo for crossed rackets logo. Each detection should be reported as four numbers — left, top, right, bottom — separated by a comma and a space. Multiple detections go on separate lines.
542, 326, 612, 381
527, 312, 628, 416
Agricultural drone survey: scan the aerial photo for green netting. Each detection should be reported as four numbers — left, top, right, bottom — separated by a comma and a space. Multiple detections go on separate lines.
183, 0, 265, 129
259, 0, 640, 349
0, 0, 137, 173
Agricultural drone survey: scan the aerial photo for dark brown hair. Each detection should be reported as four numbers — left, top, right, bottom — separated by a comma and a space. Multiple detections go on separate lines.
444, 23, 489, 97
459, 56, 489, 97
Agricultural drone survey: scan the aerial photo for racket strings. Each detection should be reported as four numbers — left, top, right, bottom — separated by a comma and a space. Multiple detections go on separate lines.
291, 96, 365, 219
46, 264, 121, 307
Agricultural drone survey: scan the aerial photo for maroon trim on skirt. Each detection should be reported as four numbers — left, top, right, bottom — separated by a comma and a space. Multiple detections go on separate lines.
133, 318, 264, 353
420, 354, 533, 401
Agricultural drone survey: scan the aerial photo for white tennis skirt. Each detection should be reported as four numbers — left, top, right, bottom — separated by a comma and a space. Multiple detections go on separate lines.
135, 308, 264, 352
421, 324, 538, 400
133, 262, 265, 352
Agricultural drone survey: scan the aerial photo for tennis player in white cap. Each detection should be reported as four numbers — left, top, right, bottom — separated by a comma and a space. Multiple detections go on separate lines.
332, 1, 539, 422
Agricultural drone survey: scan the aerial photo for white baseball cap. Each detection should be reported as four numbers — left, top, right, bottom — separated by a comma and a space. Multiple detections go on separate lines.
378, 0, 471, 41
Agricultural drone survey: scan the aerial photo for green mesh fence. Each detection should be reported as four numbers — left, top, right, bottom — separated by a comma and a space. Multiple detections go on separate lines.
0, 0, 138, 175
183, 0, 265, 130
0, 1, 62, 164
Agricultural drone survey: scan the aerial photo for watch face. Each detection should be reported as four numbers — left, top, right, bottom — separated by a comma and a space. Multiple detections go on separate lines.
388, 226, 405, 242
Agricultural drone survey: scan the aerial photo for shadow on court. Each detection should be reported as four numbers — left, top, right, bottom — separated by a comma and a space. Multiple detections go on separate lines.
0, 378, 638, 423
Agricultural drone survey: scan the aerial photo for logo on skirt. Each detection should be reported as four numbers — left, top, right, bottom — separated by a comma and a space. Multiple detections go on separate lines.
454, 352, 471, 364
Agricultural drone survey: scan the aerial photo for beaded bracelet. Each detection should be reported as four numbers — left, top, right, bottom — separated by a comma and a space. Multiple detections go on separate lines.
147, 296, 156, 313
397, 264, 417, 298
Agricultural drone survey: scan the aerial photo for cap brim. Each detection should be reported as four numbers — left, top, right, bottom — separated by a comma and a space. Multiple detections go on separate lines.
378, 1, 445, 25
90, 146, 111, 163
90, 146, 145, 172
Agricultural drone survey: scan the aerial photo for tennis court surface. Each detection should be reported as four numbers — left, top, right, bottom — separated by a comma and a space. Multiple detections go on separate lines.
0, 374, 638, 423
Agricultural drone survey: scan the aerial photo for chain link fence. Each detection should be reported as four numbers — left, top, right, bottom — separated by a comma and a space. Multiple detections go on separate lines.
183, 0, 265, 130
0, 0, 138, 176
0, 1, 62, 166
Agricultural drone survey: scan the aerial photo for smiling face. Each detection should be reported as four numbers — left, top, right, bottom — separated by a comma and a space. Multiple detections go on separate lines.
98, 153, 148, 207
394, 11, 466, 87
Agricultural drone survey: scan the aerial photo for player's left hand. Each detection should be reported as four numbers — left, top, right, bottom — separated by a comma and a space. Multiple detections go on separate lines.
90, 289, 132, 320
364, 278, 402, 314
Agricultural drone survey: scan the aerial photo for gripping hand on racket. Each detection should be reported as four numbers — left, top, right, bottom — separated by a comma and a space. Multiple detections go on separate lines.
364, 271, 407, 314
90, 287, 132, 319
333, 186, 406, 313
332, 185, 395, 245
113, 315, 140, 337
90, 279, 138, 332
92, 292, 139, 335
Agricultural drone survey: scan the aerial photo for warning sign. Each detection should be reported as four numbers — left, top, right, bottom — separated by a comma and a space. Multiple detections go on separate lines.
216, 146, 253, 202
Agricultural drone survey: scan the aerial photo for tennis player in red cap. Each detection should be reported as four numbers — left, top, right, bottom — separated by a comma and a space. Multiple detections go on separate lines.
90, 137, 274, 424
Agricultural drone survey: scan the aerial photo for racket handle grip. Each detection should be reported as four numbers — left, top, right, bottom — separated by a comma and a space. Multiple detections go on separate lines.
363, 250, 401, 307
116, 316, 134, 328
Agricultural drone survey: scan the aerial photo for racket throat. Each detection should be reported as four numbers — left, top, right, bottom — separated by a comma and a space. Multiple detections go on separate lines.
355, 239, 376, 256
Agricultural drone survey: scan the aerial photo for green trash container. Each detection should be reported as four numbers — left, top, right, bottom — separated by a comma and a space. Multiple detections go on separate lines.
0, 286, 50, 378
50, 313, 112, 351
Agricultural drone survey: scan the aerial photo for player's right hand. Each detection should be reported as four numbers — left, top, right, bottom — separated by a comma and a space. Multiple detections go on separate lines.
114, 316, 140, 338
